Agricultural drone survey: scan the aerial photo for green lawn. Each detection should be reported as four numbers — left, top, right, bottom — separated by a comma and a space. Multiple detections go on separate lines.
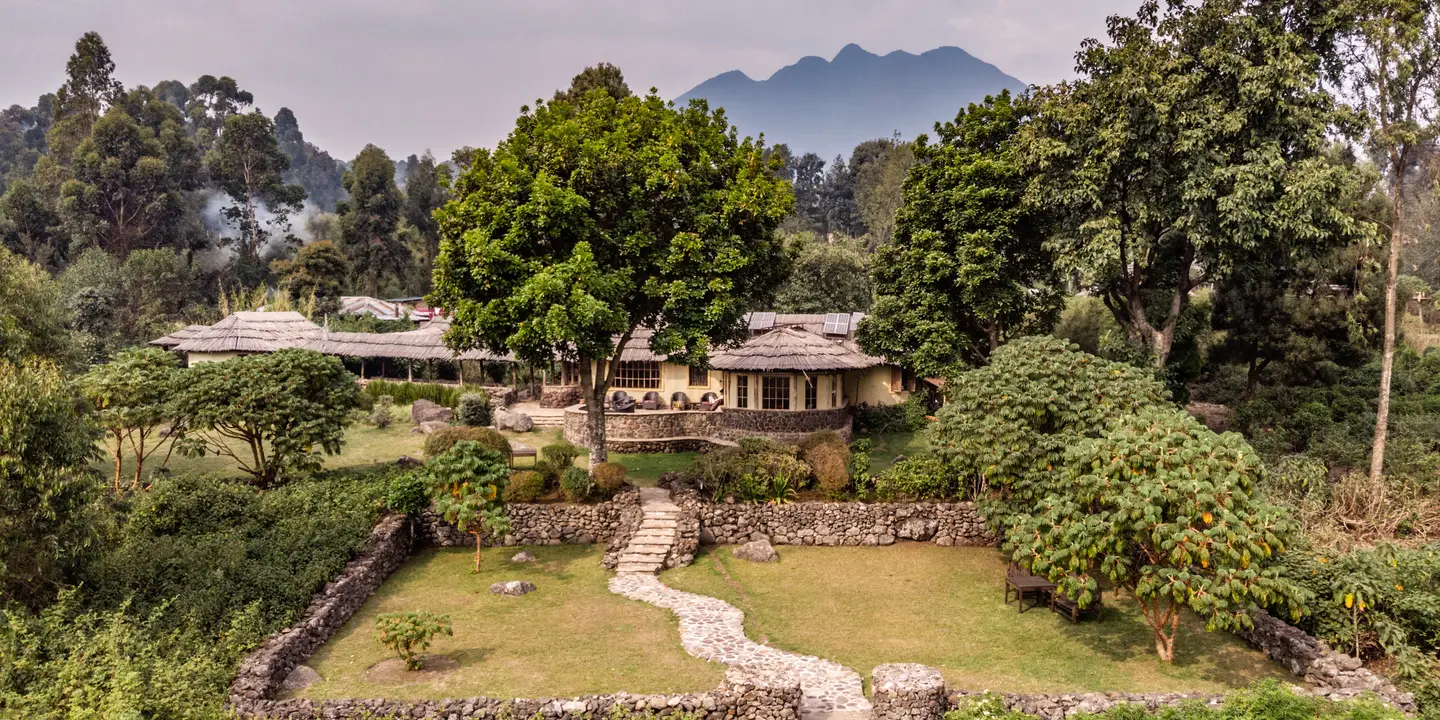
662, 544, 1296, 694
861, 431, 928, 472
293, 545, 724, 700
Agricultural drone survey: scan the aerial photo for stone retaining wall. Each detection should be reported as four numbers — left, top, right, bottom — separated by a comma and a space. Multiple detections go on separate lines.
717, 407, 853, 443
668, 488, 703, 568
602, 489, 645, 569
541, 385, 582, 408
872, 664, 947, 720
563, 405, 853, 450
607, 437, 729, 454
417, 491, 639, 547
1234, 611, 1415, 710
564, 406, 723, 448
697, 501, 994, 547
229, 515, 411, 706
233, 673, 801, 720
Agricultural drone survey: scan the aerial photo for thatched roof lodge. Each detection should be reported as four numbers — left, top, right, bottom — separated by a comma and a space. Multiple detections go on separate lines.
303, 319, 513, 363
173, 312, 321, 363
147, 324, 209, 349
709, 325, 880, 373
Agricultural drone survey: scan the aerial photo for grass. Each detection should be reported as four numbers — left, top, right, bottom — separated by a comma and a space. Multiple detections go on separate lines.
293, 545, 724, 700
662, 544, 1296, 694
861, 431, 928, 473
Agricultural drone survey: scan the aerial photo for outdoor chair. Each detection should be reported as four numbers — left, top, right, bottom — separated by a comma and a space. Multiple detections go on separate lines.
640, 391, 662, 410
670, 391, 690, 410
609, 390, 636, 413
1004, 563, 1055, 613
1050, 590, 1103, 623
699, 392, 723, 411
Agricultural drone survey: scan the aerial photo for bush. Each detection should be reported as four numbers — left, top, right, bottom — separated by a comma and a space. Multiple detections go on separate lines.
424, 425, 511, 461
592, 462, 628, 496
737, 436, 796, 456
374, 611, 453, 671
370, 394, 395, 428
873, 455, 957, 500
504, 470, 547, 503
541, 441, 584, 469
363, 379, 490, 408
855, 394, 929, 435
561, 467, 594, 502
385, 469, 430, 515
533, 458, 564, 488
797, 431, 851, 497
456, 391, 492, 427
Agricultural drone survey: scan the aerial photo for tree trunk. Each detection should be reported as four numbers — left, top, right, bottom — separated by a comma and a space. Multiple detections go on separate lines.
132, 432, 146, 490
112, 430, 124, 493
1371, 204, 1404, 483
472, 530, 483, 572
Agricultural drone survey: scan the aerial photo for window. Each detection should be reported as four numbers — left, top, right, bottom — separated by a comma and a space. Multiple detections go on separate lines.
830, 376, 838, 407
688, 365, 709, 387
762, 375, 791, 410
736, 375, 749, 408
613, 361, 661, 389
891, 367, 904, 392
805, 376, 818, 409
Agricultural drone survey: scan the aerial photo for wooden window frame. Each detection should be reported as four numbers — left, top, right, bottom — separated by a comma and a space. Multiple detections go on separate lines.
613, 361, 661, 389
736, 375, 749, 409
688, 365, 709, 387
804, 376, 818, 409
761, 375, 791, 410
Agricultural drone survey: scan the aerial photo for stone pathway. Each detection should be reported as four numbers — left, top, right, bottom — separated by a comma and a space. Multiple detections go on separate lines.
609, 489, 871, 720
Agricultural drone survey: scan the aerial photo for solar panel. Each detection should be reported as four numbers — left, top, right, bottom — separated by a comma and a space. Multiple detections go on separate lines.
749, 312, 776, 332
823, 313, 850, 336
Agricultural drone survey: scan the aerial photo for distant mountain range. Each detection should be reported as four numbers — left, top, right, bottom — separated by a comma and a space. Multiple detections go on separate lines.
676, 43, 1027, 163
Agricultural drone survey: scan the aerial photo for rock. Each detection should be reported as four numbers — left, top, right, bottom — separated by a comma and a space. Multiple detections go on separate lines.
510, 551, 537, 563
418, 420, 448, 434
395, 455, 423, 469
896, 517, 938, 541
281, 664, 322, 691
495, 406, 535, 432
489, 580, 536, 596
732, 539, 778, 563
411, 399, 455, 424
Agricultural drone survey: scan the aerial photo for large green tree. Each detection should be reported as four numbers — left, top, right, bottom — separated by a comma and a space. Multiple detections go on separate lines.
774, 233, 872, 313
1008, 407, 1304, 662
78, 347, 180, 492
553, 62, 632, 103
861, 91, 1062, 377
274, 107, 346, 211
1020, 0, 1363, 369
47, 32, 124, 164
0, 247, 75, 365
403, 151, 449, 283
432, 87, 793, 463
338, 144, 408, 297
272, 239, 350, 314
0, 179, 63, 269
207, 110, 306, 261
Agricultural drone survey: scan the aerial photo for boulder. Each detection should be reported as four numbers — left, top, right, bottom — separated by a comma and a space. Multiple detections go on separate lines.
411, 399, 454, 424
281, 665, 322, 692
732, 539, 778, 563
489, 580, 536, 596
896, 517, 938, 541
510, 550, 537, 563
495, 406, 535, 432
417, 420, 448, 435
395, 455, 423, 469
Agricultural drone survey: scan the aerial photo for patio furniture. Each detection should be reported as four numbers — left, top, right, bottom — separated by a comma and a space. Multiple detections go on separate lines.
609, 390, 636, 413
1050, 590, 1103, 623
509, 440, 537, 466
699, 391, 723, 411
1004, 563, 1055, 613
670, 391, 690, 410
640, 391, 662, 410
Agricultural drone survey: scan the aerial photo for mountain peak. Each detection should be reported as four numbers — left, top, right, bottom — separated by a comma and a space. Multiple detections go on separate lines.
675, 44, 1026, 161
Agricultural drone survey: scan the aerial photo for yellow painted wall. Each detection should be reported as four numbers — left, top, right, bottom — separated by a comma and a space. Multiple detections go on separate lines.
853, 366, 913, 407
586, 361, 721, 404
187, 351, 245, 366
722, 371, 845, 410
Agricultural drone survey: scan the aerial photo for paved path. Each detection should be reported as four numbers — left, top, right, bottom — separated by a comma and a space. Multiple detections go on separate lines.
608, 489, 871, 720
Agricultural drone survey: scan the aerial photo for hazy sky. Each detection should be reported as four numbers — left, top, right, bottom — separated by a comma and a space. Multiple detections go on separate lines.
0, 0, 1138, 161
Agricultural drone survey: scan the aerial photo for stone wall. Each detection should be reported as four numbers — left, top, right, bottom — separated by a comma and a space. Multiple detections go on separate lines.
602, 489, 645, 569
229, 514, 411, 705
608, 437, 729, 454
668, 488, 703, 568
232, 672, 802, 720
697, 501, 993, 547
1233, 611, 1415, 711
541, 385, 582, 408
564, 406, 723, 448
718, 407, 853, 443
417, 491, 640, 548
872, 664, 947, 720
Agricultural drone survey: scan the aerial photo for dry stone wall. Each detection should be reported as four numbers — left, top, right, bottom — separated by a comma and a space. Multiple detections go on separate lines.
564, 406, 723, 448
697, 501, 993, 547
233, 674, 801, 720
717, 407, 853, 443
417, 490, 640, 547
1233, 611, 1415, 711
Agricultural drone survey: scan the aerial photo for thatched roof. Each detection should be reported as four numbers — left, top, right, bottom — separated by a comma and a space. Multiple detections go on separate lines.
148, 324, 209, 349
303, 320, 514, 362
710, 326, 881, 372
339, 296, 407, 321
173, 312, 321, 354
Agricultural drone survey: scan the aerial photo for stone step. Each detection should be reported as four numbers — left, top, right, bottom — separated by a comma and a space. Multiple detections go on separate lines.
631, 533, 674, 543
619, 555, 666, 566
616, 564, 659, 574
646, 507, 680, 515
640, 519, 677, 528
624, 544, 672, 555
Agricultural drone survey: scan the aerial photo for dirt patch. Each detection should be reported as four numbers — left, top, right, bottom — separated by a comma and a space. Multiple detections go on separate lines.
363, 654, 460, 684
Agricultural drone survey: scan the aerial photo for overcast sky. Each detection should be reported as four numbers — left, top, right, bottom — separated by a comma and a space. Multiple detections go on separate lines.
1, 0, 1138, 161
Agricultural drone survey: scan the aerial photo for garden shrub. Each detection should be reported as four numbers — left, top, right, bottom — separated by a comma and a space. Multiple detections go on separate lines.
374, 611, 453, 671
533, 458, 564, 488
873, 455, 956, 500
505, 470, 547, 502
363, 379, 490, 408
424, 425, 511, 461
369, 394, 395, 428
456, 391, 492, 426
384, 469, 430, 515
855, 394, 929, 434
801, 441, 851, 498
561, 466, 594, 502
737, 436, 796, 456
592, 462, 628, 496
428, 442, 511, 570
541, 441, 584, 469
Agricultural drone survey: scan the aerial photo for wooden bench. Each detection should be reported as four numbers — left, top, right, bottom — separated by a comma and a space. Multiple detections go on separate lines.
1004, 564, 1055, 613
1050, 590, 1103, 623
509, 441, 537, 466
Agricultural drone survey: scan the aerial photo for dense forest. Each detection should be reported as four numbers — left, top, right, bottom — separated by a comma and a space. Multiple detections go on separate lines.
2, 0, 1440, 716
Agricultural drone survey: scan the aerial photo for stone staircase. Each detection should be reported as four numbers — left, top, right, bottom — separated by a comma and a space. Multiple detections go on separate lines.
614, 487, 680, 574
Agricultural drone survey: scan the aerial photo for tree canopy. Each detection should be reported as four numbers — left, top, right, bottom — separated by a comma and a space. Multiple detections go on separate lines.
338, 144, 407, 297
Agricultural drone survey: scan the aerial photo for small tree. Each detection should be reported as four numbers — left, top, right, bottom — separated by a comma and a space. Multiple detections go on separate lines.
171, 349, 358, 488
77, 346, 180, 491
374, 611, 452, 670
1007, 407, 1305, 662
427, 441, 510, 572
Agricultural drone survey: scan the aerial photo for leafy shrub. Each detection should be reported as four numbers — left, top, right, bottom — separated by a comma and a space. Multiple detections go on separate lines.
541, 441, 584, 470
428, 441, 511, 570
456, 391, 492, 426
561, 467, 594, 502
855, 394, 929, 434
424, 425, 511, 461
505, 470, 547, 502
873, 455, 957, 500
370, 394, 395, 428
689, 442, 814, 502
374, 611, 453, 670
533, 458, 564, 488
737, 436, 795, 456
385, 469, 431, 515
760, 470, 798, 505
803, 441, 851, 498
592, 462, 628, 496
363, 379, 490, 408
